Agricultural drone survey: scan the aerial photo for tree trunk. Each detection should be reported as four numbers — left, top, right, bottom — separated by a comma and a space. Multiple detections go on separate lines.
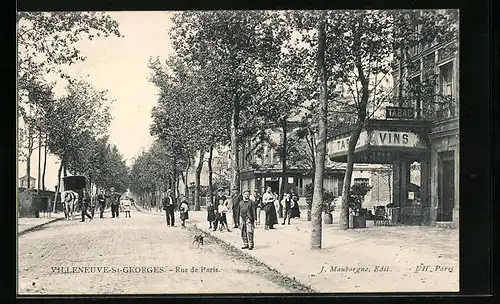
176, 175, 181, 199
184, 158, 190, 199
398, 46, 404, 106
339, 33, 370, 230
208, 146, 214, 205
37, 130, 42, 195
194, 150, 204, 211
278, 119, 287, 218
172, 152, 178, 200
42, 133, 48, 196
339, 126, 362, 230
311, 13, 328, 249
52, 159, 64, 213
26, 131, 33, 189
230, 93, 240, 194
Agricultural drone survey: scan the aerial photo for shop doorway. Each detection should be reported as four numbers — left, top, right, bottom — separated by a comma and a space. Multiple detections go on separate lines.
264, 180, 279, 195
437, 151, 455, 221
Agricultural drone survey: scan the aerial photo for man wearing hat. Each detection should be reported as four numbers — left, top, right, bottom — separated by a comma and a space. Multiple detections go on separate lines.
212, 188, 225, 230
96, 189, 108, 218
162, 189, 176, 226
110, 187, 121, 218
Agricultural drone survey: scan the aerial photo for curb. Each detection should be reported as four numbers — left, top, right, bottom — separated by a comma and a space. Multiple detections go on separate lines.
188, 224, 318, 293
18, 217, 65, 236
133, 205, 317, 292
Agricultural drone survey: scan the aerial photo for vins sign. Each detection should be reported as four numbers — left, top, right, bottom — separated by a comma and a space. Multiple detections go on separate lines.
386, 107, 415, 119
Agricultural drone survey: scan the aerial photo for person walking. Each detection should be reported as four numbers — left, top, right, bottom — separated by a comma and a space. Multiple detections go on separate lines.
231, 189, 241, 229
96, 190, 107, 218
179, 196, 189, 228
253, 190, 262, 225
239, 190, 256, 250
109, 187, 120, 218
262, 187, 278, 230
80, 188, 93, 222
121, 196, 132, 218
162, 189, 176, 226
281, 192, 293, 225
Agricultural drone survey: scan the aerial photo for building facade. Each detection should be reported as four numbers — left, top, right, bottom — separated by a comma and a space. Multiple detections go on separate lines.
19, 175, 36, 189
392, 22, 459, 226
327, 12, 458, 227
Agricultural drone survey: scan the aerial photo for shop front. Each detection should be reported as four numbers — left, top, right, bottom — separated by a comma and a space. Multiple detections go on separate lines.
328, 119, 434, 225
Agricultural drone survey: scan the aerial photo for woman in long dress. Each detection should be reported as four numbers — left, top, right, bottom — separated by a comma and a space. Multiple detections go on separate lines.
179, 197, 189, 228
290, 193, 301, 221
262, 187, 278, 230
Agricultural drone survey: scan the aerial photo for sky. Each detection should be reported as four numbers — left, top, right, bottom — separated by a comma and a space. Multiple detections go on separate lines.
18, 11, 175, 190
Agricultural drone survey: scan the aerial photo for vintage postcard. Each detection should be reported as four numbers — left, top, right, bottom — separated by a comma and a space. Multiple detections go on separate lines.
17, 9, 459, 295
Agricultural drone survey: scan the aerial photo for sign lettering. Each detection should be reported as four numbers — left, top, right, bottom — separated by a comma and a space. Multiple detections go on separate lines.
327, 131, 368, 155
371, 131, 421, 148
386, 107, 415, 119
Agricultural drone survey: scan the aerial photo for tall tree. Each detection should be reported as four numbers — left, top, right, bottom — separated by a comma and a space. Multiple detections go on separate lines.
45, 80, 111, 211
331, 10, 458, 230
170, 11, 288, 194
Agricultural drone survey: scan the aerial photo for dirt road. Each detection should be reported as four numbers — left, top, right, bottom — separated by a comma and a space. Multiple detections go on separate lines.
18, 211, 310, 295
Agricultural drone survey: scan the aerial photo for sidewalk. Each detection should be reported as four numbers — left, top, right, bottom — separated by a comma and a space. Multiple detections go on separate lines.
18, 208, 113, 235
187, 210, 459, 293
18, 213, 66, 235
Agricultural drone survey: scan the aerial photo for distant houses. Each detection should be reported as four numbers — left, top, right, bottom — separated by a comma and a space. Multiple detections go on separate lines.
19, 175, 36, 189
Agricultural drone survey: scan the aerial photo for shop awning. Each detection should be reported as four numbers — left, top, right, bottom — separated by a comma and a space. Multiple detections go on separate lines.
328, 119, 432, 164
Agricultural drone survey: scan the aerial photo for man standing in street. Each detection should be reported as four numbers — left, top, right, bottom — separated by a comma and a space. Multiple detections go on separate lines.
162, 189, 176, 227
80, 188, 93, 222
231, 189, 241, 229
110, 187, 120, 218
239, 190, 256, 250
97, 189, 107, 218
212, 188, 225, 230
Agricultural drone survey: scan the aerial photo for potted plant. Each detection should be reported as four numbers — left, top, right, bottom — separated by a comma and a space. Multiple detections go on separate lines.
305, 183, 313, 221
348, 183, 372, 228
322, 191, 336, 224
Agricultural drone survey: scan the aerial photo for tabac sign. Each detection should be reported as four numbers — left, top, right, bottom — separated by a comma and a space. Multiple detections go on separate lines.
386, 107, 415, 119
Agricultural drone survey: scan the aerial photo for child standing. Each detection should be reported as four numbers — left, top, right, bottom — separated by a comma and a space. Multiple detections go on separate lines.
121, 196, 132, 218
207, 201, 216, 229
216, 196, 231, 232
179, 197, 189, 228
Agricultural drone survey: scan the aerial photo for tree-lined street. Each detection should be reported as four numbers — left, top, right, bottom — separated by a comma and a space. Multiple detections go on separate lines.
18, 210, 311, 294
18, 209, 458, 294
17, 9, 463, 295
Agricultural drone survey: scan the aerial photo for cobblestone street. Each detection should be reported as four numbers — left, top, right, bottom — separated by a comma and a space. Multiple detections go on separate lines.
18, 210, 309, 295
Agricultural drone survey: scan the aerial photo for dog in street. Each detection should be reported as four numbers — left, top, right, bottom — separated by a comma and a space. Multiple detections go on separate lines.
192, 233, 206, 249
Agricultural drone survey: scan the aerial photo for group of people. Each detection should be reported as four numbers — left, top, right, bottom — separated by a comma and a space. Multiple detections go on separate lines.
153, 186, 302, 251
205, 186, 301, 250
77, 187, 133, 222
161, 189, 190, 228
